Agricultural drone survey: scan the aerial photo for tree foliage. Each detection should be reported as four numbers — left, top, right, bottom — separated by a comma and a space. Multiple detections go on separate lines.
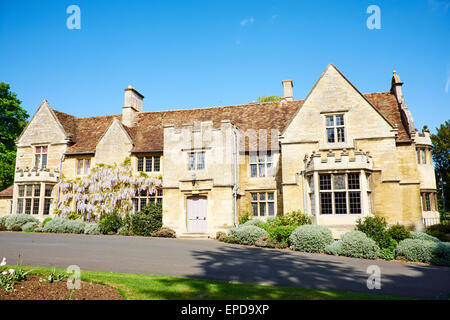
256, 95, 283, 103
0, 83, 29, 191
431, 120, 450, 213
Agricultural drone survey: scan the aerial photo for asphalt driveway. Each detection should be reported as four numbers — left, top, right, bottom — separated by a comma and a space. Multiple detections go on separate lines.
0, 232, 449, 299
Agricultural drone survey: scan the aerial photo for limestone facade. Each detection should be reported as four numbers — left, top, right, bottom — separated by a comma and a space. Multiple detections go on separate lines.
5, 64, 438, 237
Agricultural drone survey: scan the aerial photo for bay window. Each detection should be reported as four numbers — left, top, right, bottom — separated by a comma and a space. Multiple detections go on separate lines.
319, 173, 361, 215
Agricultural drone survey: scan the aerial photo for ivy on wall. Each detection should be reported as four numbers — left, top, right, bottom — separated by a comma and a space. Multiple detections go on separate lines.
55, 158, 162, 221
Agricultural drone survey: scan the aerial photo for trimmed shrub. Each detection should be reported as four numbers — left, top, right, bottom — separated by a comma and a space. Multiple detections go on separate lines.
42, 217, 86, 234
255, 236, 276, 248
41, 217, 52, 228
427, 223, 450, 234
356, 216, 393, 249
339, 231, 380, 259
99, 211, 123, 235
242, 219, 263, 227
396, 239, 436, 264
284, 210, 312, 226
5, 215, 39, 231
152, 227, 176, 238
289, 225, 333, 253
131, 203, 162, 237
216, 231, 227, 241
0, 216, 7, 226
426, 230, 449, 242
223, 235, 237, 244
84, 223, 101, 235
21, 222, 37, 232
409, 231, 440, 243
388, 224, 410, 243
264, 225, 297, 244
228, 226, 268, 245
325, 240, 343, 256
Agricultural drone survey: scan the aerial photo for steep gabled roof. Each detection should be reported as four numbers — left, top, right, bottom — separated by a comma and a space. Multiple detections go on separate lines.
51, 91, 410, 154
0, 186, 13, 197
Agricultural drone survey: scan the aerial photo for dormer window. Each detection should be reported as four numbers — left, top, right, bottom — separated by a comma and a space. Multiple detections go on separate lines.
326, 115, 345, 143
35, 146, 48, 169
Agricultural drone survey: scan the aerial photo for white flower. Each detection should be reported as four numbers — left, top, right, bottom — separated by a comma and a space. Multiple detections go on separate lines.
0, 257, 6, 267
2, 271, 7, 275
8, 269, 14, 274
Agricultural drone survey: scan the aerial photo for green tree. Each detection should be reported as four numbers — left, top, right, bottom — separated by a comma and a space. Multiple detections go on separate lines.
0, 83, 29, 190
256, 95, 283, 103
431, 120, 450, 215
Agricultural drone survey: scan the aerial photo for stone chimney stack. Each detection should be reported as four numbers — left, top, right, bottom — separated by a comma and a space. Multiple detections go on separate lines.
390, 70, 404, 105
282, 80, 294, 101
122, 85, 144, 127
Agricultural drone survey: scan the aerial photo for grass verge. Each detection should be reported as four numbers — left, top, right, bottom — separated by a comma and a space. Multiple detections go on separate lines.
4, 265, 408, 300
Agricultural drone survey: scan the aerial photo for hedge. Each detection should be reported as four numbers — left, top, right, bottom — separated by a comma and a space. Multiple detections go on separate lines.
339, 231, 380, 259
228, 226, 268, 245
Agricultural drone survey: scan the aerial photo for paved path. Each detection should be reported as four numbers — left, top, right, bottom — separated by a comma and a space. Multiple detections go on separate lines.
0, 232, 449, 299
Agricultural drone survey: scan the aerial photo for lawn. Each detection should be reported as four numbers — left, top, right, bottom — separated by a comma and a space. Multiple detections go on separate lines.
3, 265, 407, 300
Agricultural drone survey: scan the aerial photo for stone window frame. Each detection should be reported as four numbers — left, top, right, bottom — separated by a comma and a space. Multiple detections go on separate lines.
249, 152, 273, 178
324, 114, 346, 144
318, 172, 362, 215
137, 155, 161, 173
34, 145, 48, 169
250, 191, 276, 217
132, 189, 163, 212
43, 184, 54, 215
421, 191, 437, 212
17, 184, 41, 215
76, 158, 91, 176
416, 147, 430, 165
187, 151, 206, 171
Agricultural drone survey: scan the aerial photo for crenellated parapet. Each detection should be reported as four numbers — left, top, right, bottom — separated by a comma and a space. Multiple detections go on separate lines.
304, 149, 373, 172
15, 166, 60, 183
413, 125, 432, 146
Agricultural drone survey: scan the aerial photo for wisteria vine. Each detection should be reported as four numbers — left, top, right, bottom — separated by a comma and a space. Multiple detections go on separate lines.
55, 158, 162, 221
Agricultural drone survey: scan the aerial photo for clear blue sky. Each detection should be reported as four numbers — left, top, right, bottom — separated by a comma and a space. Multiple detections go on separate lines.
1, 0, 449, 133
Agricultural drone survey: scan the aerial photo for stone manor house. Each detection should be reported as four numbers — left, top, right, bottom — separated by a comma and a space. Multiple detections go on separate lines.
1, 64, 439, 237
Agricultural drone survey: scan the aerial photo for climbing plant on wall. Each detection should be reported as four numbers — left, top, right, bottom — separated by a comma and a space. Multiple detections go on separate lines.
55, 158, 162, 221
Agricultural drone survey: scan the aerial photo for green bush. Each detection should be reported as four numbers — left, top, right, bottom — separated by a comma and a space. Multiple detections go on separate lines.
131, 203, 162, 237
99, 211, 123, 235
118, 213, 132, 236
426, 230, 449, 242
42, 217, 86, 234
67, 212, 82, 220
152, 227, 176, 238
289, 225, 333, 253
409, 231, 440, 243
284, 210, 312, 226
325, 240, 343, 256
264, 225, 297, 244
339, 231, 380, 259
216, 231, 227, 241
0, 216, 7, 226
395, 239, 450, 266
238, 212, 250, 225
427, 223, 450, 234
21, 222, 37, 232
242, 219, 263, 227
228, 226, 268, 245
41, 217, 52, 228
5, 214, 39, 230
84, 223, 101, 235
356, 216, 395, 249
388, 224, 411, 243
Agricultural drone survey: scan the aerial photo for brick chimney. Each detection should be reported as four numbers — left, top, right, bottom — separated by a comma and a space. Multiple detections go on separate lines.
122, 85, 144, 127
282, 80, 294, 101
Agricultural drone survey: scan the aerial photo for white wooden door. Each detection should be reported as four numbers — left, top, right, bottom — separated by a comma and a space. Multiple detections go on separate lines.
187, 196, 207, 233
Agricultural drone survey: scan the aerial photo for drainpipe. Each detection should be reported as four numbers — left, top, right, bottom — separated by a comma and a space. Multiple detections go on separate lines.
301, 170, 307, 214
233, 129, 238, 227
